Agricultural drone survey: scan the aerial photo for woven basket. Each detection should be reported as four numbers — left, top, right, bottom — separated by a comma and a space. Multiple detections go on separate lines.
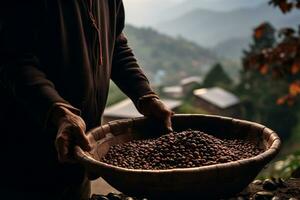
75, 114, 281, 199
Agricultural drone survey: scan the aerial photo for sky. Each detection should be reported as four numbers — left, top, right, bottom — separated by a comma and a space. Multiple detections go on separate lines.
123, 0, 267, 26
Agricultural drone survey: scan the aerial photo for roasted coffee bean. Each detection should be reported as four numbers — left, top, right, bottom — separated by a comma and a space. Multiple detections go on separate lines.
276, 178, 285, 187
253, 180, 263, 185
107, 193, 122, 200
90, 194, 109, 200
254, 191, 274, 200
101, 130, 263, 170
263, 179, 277, 191
271, 197, 280, 200
124, 197, 135, 200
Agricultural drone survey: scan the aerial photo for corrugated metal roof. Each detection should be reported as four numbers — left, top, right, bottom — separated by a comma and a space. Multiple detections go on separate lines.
193, 87, 240, 109
162, 86, 183, 93
104, 98, 182, 118
180, 76, 203, 85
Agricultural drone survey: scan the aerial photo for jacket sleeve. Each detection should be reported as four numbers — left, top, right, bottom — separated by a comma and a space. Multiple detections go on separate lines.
111, 1, 156, 106
0, 3, 77, 129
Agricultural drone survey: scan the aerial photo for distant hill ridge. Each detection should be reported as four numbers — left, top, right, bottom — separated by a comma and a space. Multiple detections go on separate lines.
156, 2, 300, 47
124, 24, 218, 85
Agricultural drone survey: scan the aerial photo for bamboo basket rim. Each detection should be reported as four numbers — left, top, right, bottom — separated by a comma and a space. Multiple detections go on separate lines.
75, 114, 281, 174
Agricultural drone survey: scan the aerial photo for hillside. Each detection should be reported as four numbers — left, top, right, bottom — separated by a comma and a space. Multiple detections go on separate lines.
124, 25, 218, 85
213, 37, 250, 60
156, 3, 300, 48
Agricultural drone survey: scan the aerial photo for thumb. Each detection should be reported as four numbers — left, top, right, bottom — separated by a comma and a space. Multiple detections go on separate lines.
76, 128, 92, 151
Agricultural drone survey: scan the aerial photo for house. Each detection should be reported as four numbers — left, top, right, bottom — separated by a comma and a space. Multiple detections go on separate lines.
193, 87, 240, 117
162, 86, 183, 98
180, 76, 203, 94
162, 76, 203, 98
103, 98, 182, 123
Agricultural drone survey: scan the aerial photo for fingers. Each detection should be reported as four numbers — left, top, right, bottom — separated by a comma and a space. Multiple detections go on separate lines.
55, 124, 91, 163
163, 110, 174, 133
146, 99, 175, 133
76, 127, 92, 152
55, 133, 70, 163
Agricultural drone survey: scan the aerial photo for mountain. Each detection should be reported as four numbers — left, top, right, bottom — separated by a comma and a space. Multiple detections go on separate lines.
124, 25, 218, 85
167, 0, 267, 17
213, 37, 250, 60
156, 3, 300, 48
123, 0, 266, 26
123, 0, 178, 26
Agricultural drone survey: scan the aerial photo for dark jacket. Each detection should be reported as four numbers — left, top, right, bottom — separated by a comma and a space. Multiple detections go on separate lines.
0, 0, 153, 197
0, 0, 153, 129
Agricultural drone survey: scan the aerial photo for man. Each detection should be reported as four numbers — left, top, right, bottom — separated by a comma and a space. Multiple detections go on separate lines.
0, 1, 173, 199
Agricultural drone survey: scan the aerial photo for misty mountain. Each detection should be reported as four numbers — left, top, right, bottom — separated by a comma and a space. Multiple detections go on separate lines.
124, 25, 218, 85
124, 0, 178, 26
156, 3, 300, 48
213, 37, 250, 60
124, 0, 266, 26
167, 0, 267, 18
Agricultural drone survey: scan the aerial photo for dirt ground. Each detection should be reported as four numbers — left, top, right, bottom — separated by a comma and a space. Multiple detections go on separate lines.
91, 178, 300, 199
91, 178, 119, 195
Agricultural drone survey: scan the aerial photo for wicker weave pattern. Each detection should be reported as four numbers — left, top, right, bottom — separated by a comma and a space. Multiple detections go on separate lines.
74, 114, 281, 198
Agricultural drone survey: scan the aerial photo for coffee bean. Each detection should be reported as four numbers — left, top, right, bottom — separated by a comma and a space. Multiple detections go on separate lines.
276, 178, 285, 187
252, 180, 263, 185
124, 197, 135, 200
263, 179, 277, 191
101, 130, 263, 170
90, 194, 109, 200
107, 193, 122, 200
271, 197, 280, 200
254, 191, 274, 200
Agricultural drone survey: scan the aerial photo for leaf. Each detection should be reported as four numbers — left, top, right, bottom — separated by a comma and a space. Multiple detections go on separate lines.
291, 60, 300, 74
277, 96, 288, 105
279, 1, 293, 13
289, 81, 300, 96
260, 64, 269, 75
254, 28, 264, 39
297, 0, 300, 8
254, 23, 268, 39
279, 28, 296, 37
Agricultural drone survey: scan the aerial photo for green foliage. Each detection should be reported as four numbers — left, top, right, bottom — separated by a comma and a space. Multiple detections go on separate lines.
259, 151, 300, 179
106, 82, 127, 107
176, 101, 210, 115
202, 63, 233, 89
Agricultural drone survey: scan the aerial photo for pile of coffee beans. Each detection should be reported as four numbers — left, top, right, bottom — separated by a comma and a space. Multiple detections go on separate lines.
101, 130, 262, 170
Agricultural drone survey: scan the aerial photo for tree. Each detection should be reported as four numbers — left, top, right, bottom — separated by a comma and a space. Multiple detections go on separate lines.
202, 63, 232, 89
236, 22, 297, 139
243, 0, 300, 105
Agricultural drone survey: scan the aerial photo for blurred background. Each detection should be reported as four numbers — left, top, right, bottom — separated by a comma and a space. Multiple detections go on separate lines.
104, 0, 300, 178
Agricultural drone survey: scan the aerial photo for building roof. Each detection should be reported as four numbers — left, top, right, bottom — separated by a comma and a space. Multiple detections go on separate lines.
193, 87, 240, 109
180, 76, 203, 85
104, 98, 182, 118
162, 86, 183, 94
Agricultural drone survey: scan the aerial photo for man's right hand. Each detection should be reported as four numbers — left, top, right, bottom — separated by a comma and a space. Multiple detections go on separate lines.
51, 105, 92, 163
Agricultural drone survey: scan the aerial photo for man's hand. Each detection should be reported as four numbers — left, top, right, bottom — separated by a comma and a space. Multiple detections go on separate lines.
51, 106, 92, 163
138, 96, 174, 133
